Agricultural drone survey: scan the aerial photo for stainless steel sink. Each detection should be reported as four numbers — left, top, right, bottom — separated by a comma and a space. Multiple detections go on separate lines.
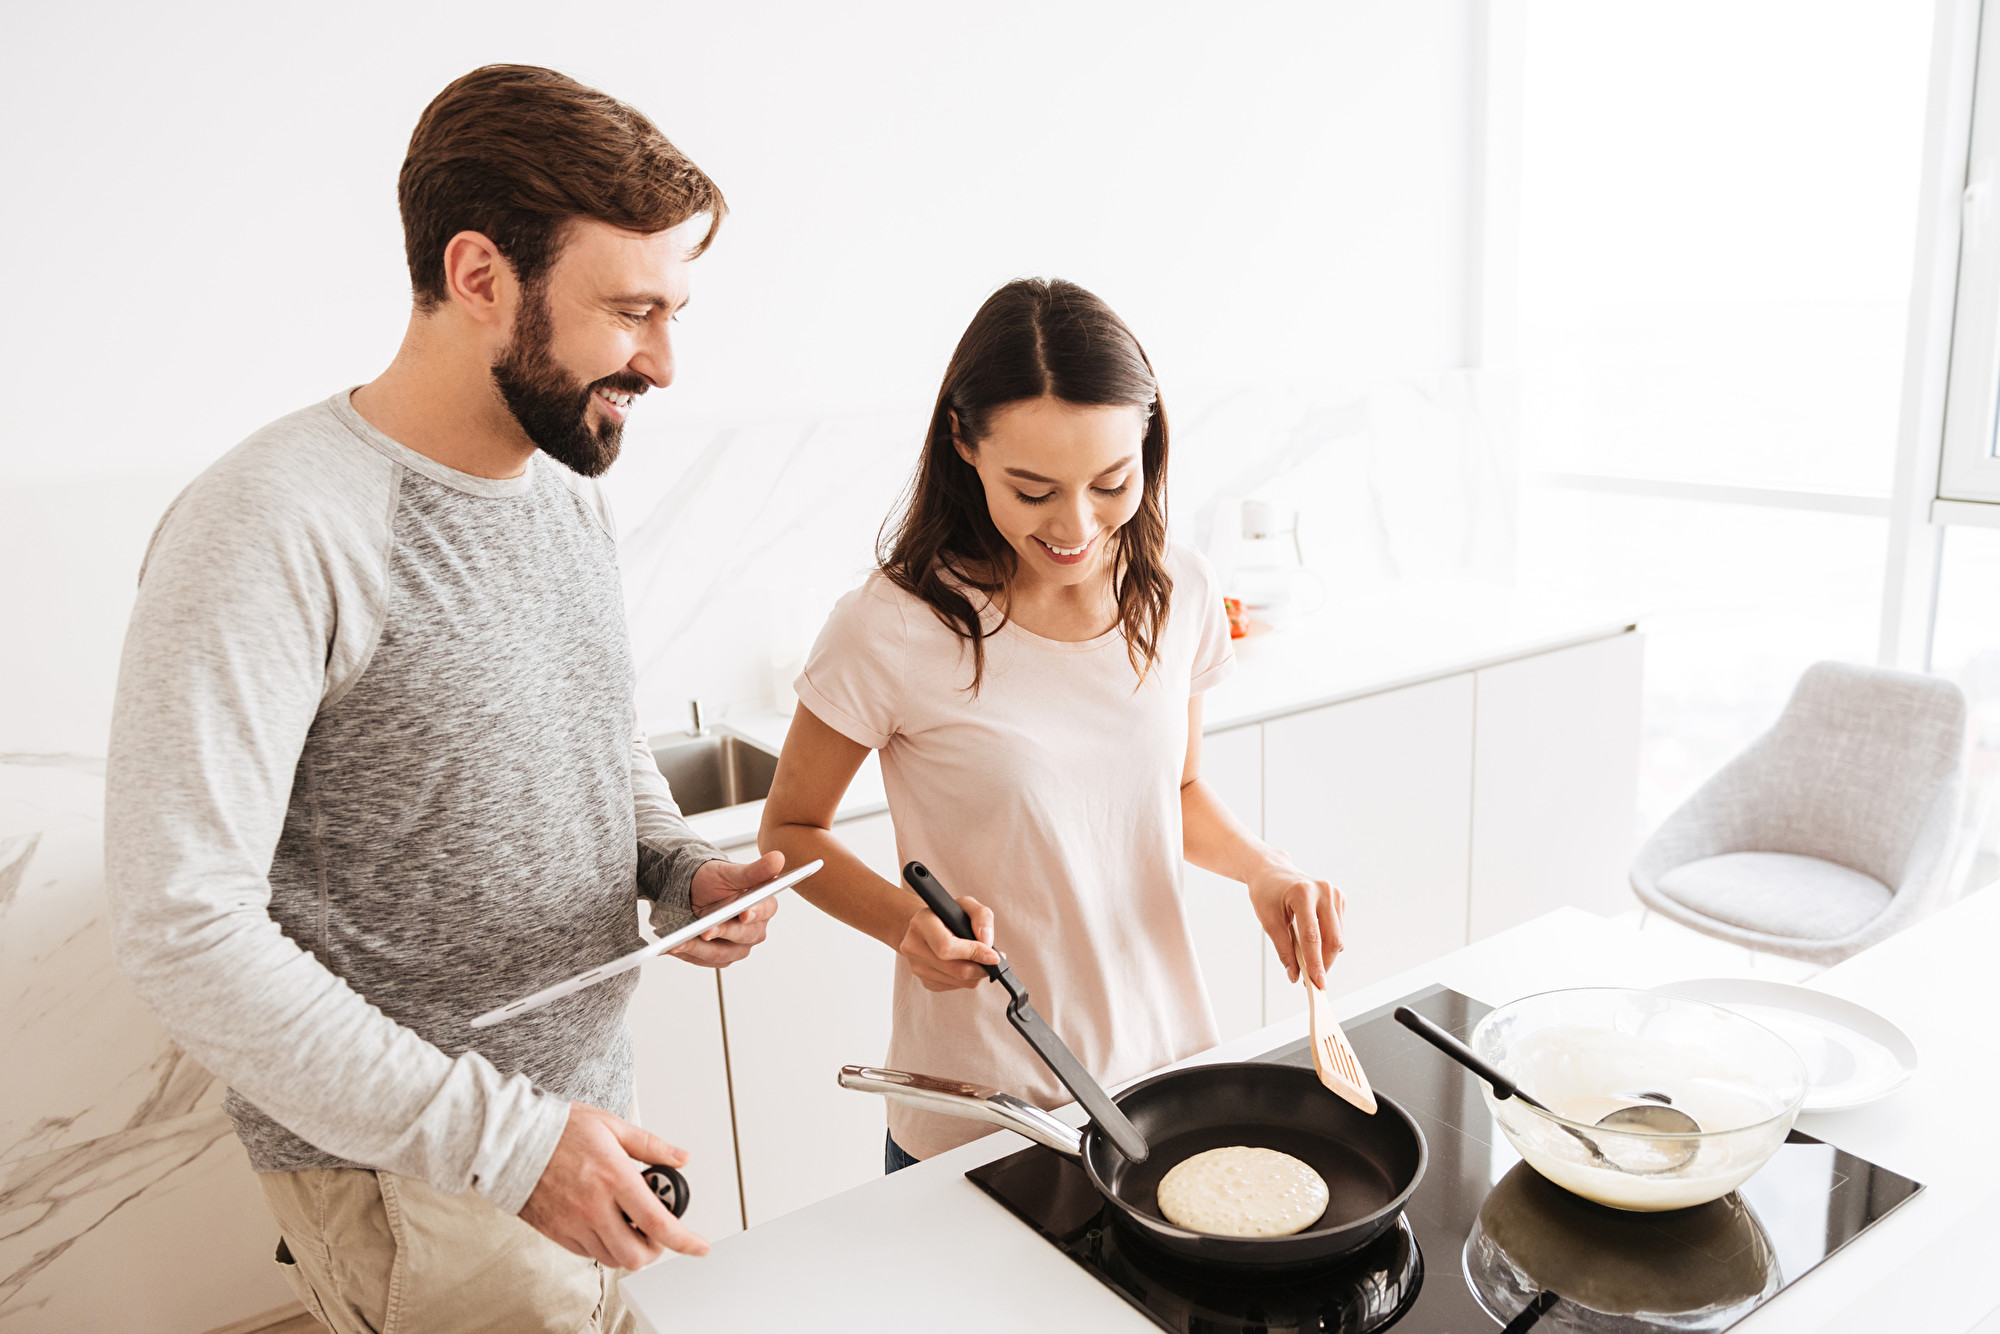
649, 728, 780, 816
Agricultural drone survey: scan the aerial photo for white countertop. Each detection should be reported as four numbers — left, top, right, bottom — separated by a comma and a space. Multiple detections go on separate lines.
622, 889, 2000, 1333
681, 583, 1636, 849
1203, 583, 1636, 732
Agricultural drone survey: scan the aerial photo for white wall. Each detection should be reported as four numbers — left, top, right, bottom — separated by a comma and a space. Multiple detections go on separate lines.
2, 0, 1471, 485
3, 0, 1476, 748
0, 4, 1475, 1329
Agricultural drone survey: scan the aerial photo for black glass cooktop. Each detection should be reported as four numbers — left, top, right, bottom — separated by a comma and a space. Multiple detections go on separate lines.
966, 986, 1923, 1333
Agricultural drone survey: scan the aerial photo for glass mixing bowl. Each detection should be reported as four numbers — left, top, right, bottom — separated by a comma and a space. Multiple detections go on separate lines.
1471, 988, 1808, 1212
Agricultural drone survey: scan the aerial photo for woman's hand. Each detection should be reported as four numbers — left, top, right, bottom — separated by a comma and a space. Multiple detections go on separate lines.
1247, 864, 1346, 991
898, 894, 1002, 991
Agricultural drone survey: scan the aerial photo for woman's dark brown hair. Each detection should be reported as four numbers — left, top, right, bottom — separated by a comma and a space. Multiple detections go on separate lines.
398, 64, 726, 309
880, 278, 1171, 690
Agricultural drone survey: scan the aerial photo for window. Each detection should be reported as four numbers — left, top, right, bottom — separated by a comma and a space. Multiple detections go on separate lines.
1510, 1, 1934, 831
1928, 524, 2000, 889
1940, 0, 2000, 504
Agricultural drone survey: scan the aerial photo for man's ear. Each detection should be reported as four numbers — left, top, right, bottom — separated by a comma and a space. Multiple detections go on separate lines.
439, 230, 513, 327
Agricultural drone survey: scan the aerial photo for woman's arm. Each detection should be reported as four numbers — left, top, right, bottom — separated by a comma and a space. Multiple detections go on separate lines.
1180, 696, 1347, 990
759, 704, 1001, 990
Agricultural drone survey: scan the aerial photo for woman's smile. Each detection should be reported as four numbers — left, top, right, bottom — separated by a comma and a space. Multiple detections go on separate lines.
1032, 533, 1098, 566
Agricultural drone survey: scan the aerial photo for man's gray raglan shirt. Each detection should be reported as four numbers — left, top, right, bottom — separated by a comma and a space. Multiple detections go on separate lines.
103, 391, 723, 1213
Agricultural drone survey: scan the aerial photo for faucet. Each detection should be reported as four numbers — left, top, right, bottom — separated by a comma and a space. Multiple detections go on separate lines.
688, 699, 710, 738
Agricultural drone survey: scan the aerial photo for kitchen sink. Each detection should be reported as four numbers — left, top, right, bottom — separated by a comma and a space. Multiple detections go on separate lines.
649, 728, 781, 816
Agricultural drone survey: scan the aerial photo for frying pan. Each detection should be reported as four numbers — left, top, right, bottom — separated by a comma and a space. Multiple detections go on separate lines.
840, 1061, 1427, 1270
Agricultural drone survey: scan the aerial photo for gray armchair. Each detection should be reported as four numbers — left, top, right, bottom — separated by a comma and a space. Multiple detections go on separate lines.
1631, 661, 1966, 965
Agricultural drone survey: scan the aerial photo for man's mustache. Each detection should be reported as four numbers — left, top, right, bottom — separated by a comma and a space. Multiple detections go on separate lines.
590, 373, 650, 398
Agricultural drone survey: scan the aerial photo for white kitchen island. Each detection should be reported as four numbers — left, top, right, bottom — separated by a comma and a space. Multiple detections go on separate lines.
622, 888, 2000, 1334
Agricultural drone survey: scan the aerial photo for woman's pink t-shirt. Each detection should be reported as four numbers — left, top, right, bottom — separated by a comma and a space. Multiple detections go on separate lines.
795, 544, 1237, 1158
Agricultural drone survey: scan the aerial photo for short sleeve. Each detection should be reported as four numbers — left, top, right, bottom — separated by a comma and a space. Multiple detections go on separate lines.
795, 575, 908, 749
1181, 547, 1237, 695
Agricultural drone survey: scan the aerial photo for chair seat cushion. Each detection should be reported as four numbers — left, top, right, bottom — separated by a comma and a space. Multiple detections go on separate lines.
1656, 852, 1893, 941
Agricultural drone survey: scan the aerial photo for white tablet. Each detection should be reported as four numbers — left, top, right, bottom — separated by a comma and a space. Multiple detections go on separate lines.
470, 859, 823, 1029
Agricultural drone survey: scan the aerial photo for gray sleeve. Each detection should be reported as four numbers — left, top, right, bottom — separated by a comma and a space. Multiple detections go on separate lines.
102, 434, 568, 1213
631, 719, 726, 932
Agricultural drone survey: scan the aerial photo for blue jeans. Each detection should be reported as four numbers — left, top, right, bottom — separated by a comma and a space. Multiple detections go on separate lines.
885, 1131, 920, 1174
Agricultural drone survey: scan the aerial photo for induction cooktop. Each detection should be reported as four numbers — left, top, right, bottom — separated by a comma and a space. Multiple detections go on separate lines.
965, 985, 1923, 1333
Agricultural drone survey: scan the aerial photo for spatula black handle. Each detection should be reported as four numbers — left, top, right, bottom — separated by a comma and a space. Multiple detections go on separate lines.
906, 861, 1149, 1163
903, 862, 1003, 982
1394, 1005, 1550, 1111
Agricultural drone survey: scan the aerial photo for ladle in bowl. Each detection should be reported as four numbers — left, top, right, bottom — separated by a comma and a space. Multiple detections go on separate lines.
1394, 1006, 1699, 1174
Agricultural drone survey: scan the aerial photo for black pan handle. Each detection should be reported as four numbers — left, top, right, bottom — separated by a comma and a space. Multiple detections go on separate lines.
1394, 1005, 1552, 1112
904, 862, 1002, 982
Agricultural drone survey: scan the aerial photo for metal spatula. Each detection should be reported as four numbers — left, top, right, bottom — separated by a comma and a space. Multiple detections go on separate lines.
1295, 919, 1376, 1114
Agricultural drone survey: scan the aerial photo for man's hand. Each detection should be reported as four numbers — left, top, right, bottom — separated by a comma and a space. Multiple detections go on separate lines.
670, 850, 785, 968
519, 1102, 708, 1268
1247, 863, 1346, 990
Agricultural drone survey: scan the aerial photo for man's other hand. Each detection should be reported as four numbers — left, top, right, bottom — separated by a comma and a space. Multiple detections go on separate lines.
671, 850, 785, 967
519, 1102, 708, 1268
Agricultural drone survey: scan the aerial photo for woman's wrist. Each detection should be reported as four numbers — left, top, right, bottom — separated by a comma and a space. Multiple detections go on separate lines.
1244, 849, 1302, 889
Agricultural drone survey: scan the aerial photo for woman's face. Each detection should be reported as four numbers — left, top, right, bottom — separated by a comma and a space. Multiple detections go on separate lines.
955, 396, 1147, 590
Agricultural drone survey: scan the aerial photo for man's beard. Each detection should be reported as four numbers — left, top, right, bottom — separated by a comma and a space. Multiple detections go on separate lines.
490, 287, 643, 478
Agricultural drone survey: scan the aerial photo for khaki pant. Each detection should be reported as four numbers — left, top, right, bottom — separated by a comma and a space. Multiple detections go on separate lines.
260, 1169, 636, 1334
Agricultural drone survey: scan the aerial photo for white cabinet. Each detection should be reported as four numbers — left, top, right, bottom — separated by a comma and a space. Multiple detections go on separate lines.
719, 812, 900, 1227
1470, 632, 1644, 938
628, 932, 743, 1239
1261, 674, 1477, 1007
1181, 724, 1267, 1041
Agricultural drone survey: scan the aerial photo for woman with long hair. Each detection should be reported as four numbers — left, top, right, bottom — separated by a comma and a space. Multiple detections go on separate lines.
759, 278, 1344, 1169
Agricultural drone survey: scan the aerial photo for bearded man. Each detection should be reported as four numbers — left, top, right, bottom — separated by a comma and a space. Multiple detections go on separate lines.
103, 65, 779, 1332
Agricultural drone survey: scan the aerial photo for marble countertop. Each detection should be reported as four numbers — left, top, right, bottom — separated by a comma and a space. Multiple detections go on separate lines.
622, 889, 2000, 1333
679, 583, 1637, 849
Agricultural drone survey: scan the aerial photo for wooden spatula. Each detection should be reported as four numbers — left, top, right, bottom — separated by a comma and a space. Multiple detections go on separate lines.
1294, 919, 1377, 1114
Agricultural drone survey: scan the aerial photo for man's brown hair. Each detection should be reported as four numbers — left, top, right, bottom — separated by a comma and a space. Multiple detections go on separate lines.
399, 64, 726, 310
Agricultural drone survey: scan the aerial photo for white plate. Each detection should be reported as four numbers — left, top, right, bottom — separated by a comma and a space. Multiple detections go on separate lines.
1649, 978, 1918, 1112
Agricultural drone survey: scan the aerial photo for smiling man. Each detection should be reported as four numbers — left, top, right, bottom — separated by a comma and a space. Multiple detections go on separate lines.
103, 66, 776, 1332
